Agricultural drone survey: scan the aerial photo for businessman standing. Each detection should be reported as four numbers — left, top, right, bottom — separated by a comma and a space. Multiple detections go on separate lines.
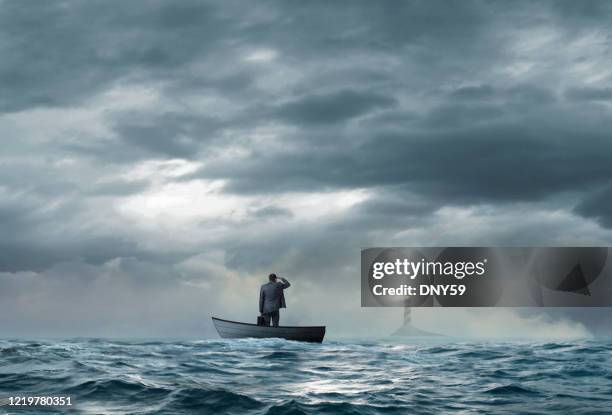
259, 273, 291, 327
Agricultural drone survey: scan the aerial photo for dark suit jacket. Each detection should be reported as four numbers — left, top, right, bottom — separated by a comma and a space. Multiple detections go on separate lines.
259, 278, 291, 314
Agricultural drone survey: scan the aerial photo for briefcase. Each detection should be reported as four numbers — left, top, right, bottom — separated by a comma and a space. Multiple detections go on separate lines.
257, 316, 266, 326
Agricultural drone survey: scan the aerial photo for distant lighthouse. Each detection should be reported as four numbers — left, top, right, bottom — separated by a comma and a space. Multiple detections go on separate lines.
392, 305, 440, 337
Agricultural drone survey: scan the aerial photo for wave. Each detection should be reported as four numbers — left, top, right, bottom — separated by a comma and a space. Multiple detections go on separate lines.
484, 384, 540, 395
162, 388, 265, 413
0, 339, 610, 414
423, 346, 457, 354
0, 346, 19, 355
263, 351, 300, 359
263, 399, 403, 415
64, 378, 171, 401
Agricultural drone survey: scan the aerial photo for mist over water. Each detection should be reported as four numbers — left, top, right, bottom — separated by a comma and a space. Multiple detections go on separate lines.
1, 338, 611, 414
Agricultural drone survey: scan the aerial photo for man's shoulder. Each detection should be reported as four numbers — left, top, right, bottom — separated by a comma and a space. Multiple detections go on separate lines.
261, 281, 284, 289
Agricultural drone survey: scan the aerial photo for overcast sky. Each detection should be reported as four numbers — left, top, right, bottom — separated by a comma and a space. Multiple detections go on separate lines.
1, 0, 612, 338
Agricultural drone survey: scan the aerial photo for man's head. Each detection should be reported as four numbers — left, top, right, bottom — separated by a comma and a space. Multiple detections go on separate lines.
269, 273, 277, 282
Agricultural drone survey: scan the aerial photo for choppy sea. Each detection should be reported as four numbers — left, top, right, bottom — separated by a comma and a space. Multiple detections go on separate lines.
1, 337, 611, 414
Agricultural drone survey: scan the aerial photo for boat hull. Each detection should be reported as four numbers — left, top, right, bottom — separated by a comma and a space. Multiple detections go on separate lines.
212, 317, 325, 343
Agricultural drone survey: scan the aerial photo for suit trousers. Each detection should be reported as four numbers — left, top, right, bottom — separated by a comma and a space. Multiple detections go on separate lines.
263, 310, 280, 327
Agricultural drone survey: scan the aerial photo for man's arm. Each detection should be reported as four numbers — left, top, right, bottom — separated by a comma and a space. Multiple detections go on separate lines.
279, 277, 290, 289
259, 286, 265, 314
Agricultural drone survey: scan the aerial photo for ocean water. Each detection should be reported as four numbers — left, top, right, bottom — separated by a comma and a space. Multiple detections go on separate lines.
1, 338, 611, 414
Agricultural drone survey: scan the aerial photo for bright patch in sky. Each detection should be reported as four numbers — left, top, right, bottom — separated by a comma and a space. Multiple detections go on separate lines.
116, 180, 370, 226
244, 48, 278, 62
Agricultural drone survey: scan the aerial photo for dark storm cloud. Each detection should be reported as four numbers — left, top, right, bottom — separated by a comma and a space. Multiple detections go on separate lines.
250, 206, 294, 220
199, 121, 612, 204
353, 193, 434, 219
551, 0, 612, 21
565, 87, 612, 102
112, 113, 225, 158
2, 0, 612, 249
422, 103, 505, 127
0, 0, 241, 114
575, 184, 612, 228
449, 85, 496, 101
0, 0, 495, 114
0, 237, 163, 273
0, 194, 179, 273
260, 0, 488, 58
438, 85, 556, 126
274, 90, 397, 125
2, 0, 612, 335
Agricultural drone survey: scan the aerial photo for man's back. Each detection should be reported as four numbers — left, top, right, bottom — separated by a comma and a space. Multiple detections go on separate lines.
259, 278, 290, 314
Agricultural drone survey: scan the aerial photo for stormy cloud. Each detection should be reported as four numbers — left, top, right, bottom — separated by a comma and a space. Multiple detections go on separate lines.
1, 0, 612, 337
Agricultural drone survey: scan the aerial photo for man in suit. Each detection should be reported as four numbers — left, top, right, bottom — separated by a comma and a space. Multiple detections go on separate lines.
259, 273, 291, 327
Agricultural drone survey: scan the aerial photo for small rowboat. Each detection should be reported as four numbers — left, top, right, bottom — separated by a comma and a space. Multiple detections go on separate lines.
212, 317, 326, 343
